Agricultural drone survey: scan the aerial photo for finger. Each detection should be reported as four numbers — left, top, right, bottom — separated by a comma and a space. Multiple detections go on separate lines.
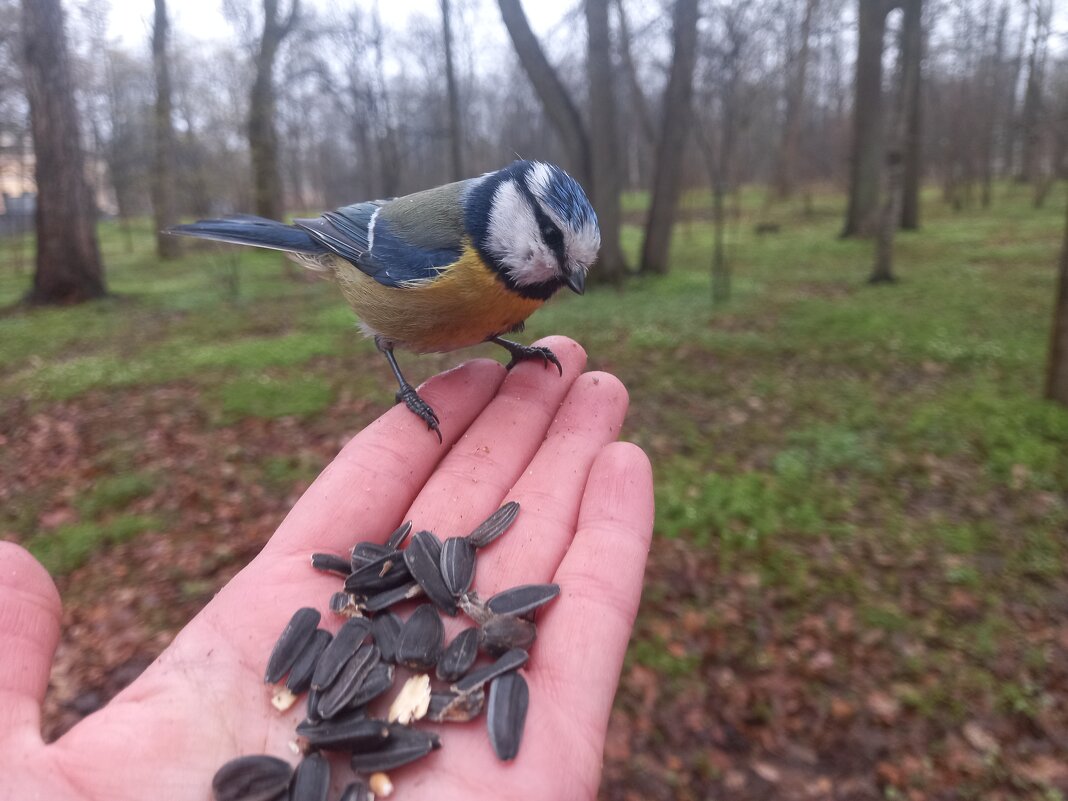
473, 371, 630, 595
535, 442, 654, 735
0, 542, 63, 743
262, 357, 506, 558
404, 336, 588, 535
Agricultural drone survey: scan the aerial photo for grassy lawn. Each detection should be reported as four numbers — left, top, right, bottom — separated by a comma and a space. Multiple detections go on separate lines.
1, 184, 1067, 798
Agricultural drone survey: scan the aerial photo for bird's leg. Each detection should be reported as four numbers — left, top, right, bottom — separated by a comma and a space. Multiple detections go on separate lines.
488, 336, 563, 376
375, 336, 441, 442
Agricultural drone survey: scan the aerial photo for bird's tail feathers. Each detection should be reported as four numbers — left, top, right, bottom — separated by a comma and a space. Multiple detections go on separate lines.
167, 215, 328, 257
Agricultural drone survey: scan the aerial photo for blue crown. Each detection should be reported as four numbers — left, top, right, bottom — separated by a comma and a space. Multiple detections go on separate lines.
534, 164, 598, 232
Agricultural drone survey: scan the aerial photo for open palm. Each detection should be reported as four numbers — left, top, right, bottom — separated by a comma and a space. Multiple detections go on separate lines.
0, 337, 653, 801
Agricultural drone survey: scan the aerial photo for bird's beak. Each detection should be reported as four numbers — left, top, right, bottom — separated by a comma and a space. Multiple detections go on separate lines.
564, 270, 586, 295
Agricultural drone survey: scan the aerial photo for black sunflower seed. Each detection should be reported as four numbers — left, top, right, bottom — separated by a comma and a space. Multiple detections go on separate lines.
316, 643, 381, 719
212, 754, 292, 801
427, 687, 486, 723
295, 714, 391, 752
481, 614, 537, 656
404, 531, 456, 615
440, 537, 476, 597
371, 612, 402, 663
290, 752, 330, 801
311, 617, 371, 690
363, 581, 422, 613
452, 647, 529, 695
436, 627, 480, 682
485, 583, 560, 618
346, 662, 395, 708
338, 781, 371, 801
466, 502, 520, 548
487, 671, 529, 761
285, 629, 332, 694
305, 687, 323, 723
349, 725, 441, 773
328, 591, 361, 617
351, 541, 391, 570
310, 552, 350, 577
385, 520, 413, 550
344, 553, 412, 595
395, 603, 444, 671
264, 607, 321, 684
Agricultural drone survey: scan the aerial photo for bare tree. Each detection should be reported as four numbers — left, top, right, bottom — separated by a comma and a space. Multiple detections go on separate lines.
639, 0, 700, 275
898, 0, 922, 229
1018, 0, 1051, 192
248, 0, 298, 219
152, 0, 180, 258
773, 0, 819, 200
440, 0, 464, 181
20, 0, 105, 304
1046, 194, 1068, 405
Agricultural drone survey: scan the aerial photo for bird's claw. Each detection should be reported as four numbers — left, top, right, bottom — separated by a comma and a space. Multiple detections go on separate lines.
505, 345, 563, 376
396, 387, 442, 443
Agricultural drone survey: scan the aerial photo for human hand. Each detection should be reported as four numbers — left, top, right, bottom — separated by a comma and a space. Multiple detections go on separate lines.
0, 336, 654, 800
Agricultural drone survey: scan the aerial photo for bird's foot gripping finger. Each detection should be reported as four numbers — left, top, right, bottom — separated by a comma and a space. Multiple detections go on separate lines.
396, 386, 442, 443
492, 338, 564, 376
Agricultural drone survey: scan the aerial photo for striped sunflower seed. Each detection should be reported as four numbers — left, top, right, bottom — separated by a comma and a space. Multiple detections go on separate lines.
465, 501, 520, 548
328, 591, 361, 618
344, 552, 411, 595
264, 607, 321, 684
317, 643, 381, 719
338, 781, 371, 801
285, 629, 332, 694
350, 541, 391, 570
345, 662, 395, 709
295, 713, 391, 752
305, 687, 323, 723
451, 647, 529, 695
363, 581, 422, 613
290, 752, 330, 801
436, 627, 480, 683
349, 725, 441, 773
485, 583, 560, 618
385, 520, 413, 550
481, 614, 537, 656
439, 537, 476, 597
310, 552, 351, 577
403, 531, 456, 615
487, 671, 529, 761
395, 603, 444, 671
371, 612, 402, 664
311, 617, 371, 691
427, 687, 486, 723
211, 754, 292, 801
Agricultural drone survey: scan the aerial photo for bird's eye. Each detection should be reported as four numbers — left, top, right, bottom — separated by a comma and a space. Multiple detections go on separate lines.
542, 225, 562, 247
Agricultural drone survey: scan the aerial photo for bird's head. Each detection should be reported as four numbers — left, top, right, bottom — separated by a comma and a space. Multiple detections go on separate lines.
465, 161, 599, 300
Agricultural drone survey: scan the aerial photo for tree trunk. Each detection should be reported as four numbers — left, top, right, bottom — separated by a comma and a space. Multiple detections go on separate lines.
497, 0, 590, 183
152, 0, 180, 259
249, 0, 298, 220
1018, 0, 1050, 187
899, 0, 923, 230
440, 0, 464, 182
613, 0, 656, 150
585, 0, 627, 282
1045, 194, 1068, 405
842, 0, 893, 238
639, 0, 699, 275
774, 0, 818, 201
980, 2, 1008, 209
21, 0, 106, 305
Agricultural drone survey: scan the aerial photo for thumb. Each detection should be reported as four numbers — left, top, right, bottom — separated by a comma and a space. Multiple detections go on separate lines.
0, 541, 62, 742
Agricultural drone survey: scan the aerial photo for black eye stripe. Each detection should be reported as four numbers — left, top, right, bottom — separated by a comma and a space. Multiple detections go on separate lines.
515, 177, 567, 268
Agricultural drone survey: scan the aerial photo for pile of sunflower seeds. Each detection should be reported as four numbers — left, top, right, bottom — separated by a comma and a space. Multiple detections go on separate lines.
212, 501, 561, 801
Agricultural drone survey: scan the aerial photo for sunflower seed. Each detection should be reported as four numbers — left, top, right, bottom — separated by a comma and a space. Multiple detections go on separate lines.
466, 502, 520, 549
310, 552, 351, 577
295, 713, 391, 752
371, 612, 402, 663
363, 581, 422, 613
481, 615, 537, 656
317, 643, 381, 719
290, 752, 330, 801
264, 607, 321, 684
311, 618, 371, 690
403, 531, 456, 615
385, 520, 413, 550
351, 541, 391, 569
487, 671, 529, 761
395, 604, 445, 671
338, 781, 371, 801
369, 772, 394, 798
436, 627, 480, 682
349, 725, 441, 773
344, 555, 412, 596
305, 688, 322, 723
212, 754, 292, 801
452, 648, 529, 695
457, 591, 492, 625
346, 662, 395, 708
388, 673, 432, 725
485, 583, 560, 618
285, 629, 332, 694
427, 687, 486, 723
329, 591, 361, 618
439, 537, 476, 597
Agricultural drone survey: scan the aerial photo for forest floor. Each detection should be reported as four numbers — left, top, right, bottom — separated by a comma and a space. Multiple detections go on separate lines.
2, 184, 1067, 800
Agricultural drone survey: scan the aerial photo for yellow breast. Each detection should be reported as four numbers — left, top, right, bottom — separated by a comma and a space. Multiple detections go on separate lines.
330, 243, 545, 353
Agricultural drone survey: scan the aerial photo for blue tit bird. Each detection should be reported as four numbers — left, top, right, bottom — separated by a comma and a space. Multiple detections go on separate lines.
168, 160, 599, 440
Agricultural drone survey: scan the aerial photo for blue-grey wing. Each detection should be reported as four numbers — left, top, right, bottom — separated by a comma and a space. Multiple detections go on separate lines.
293, 179, 473, 288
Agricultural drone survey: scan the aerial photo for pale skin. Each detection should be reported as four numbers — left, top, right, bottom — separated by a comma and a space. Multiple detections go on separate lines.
0, 337, 654, 801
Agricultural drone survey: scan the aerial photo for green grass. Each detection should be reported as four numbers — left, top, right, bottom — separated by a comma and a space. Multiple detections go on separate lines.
25, 515, 161, 575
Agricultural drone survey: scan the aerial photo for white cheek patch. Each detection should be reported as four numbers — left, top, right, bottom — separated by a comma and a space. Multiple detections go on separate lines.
487, 179, 558, 286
